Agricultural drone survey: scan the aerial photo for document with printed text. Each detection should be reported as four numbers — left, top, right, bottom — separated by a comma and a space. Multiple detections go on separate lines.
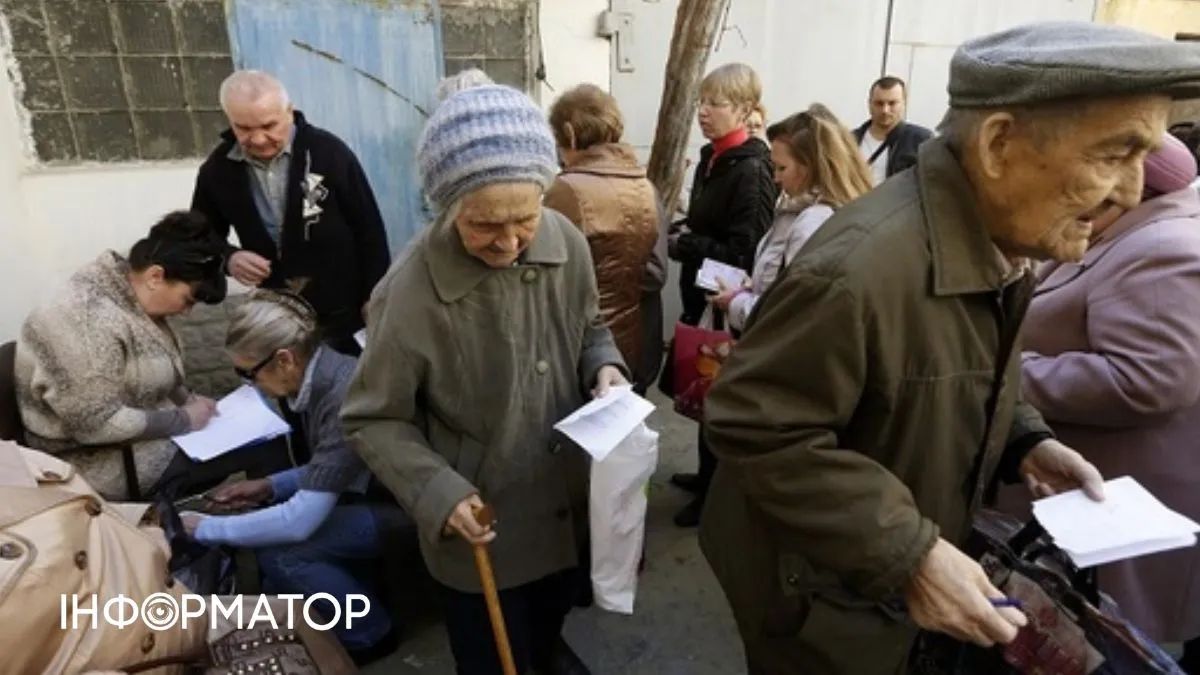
554, 386, 655, 462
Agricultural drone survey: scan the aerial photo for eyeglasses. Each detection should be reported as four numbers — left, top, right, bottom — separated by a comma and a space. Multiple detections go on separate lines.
234, 350, 279, 381
698, 99, 733, 110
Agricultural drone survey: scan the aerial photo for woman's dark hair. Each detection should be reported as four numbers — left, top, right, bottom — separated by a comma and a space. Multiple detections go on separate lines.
128, 210, 228, 304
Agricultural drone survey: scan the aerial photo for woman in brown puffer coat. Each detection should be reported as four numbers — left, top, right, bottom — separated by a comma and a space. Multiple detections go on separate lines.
545, 84, 667, 394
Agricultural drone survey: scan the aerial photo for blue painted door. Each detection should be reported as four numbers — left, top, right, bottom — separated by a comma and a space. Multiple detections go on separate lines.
225, 0, 443, 252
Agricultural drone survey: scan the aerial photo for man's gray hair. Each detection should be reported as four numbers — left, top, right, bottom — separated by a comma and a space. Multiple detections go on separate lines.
219, 70, 291, 113
435, 68, 494, 103
938, 100, 1085, 154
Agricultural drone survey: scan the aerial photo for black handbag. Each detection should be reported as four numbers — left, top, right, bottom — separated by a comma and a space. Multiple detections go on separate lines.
911, 510, 1183, 675
154, 494, 237, 596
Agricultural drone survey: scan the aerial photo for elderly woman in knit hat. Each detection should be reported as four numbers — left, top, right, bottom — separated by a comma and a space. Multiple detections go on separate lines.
341, 85, 626, 675
1011, 133, 1200, 664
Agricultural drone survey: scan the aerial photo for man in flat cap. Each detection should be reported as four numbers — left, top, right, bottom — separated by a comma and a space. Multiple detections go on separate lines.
699, 21, 1200, 674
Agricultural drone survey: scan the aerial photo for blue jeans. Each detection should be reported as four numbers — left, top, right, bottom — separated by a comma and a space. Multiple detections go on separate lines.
257, 505, 392, 651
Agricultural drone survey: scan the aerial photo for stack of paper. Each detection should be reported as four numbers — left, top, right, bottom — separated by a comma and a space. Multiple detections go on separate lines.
554, 386, 656, 461
695, 258, 749, 293
1032, 476, 1200, 567
172, 385, 291, 462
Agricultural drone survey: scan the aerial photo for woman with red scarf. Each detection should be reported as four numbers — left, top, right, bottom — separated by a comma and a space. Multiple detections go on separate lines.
668, 63, 777, 527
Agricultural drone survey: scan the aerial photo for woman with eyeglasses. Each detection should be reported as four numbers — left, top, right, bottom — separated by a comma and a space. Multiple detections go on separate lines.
15, 210, 229, 500
179, 289, 401, 665
668, 62, 778, 527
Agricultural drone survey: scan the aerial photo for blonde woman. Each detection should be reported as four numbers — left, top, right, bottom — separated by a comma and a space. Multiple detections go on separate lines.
668, 63, 777, 526
669, 62, 776, 325
711, 107, 873, 330
747, 103, 767, 140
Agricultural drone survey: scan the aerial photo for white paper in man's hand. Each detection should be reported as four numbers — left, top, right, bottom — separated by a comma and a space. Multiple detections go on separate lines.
554, 386, 655, 462
1033, 475, 1200, 567
172, 385, 290, 462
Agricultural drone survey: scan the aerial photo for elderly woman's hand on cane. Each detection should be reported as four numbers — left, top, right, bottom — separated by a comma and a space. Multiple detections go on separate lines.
445, 495, 516, 675
445, 494, 497, 545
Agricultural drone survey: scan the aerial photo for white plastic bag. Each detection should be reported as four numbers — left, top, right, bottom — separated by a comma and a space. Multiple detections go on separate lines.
589, 422, 659, 614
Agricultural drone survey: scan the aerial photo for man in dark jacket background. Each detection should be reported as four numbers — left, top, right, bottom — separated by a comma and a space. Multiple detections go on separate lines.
853, 76, 933, 186
701, 22, 1200, 675
192, 70, 390, 354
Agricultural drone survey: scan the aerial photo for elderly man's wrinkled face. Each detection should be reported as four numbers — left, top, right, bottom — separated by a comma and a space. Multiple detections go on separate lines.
226, 92, 294, 161
455, 183, 543, 268
979, 95, 1170, 262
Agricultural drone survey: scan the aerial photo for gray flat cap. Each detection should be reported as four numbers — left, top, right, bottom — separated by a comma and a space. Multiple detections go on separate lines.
949, 21, 1200, 108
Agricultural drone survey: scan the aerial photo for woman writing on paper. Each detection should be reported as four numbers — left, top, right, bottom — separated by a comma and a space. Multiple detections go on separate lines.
15, 211, 236, 500
180, 290, 402, 665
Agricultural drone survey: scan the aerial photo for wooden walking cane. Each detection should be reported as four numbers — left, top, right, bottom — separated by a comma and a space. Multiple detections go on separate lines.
472, 503, 517, 675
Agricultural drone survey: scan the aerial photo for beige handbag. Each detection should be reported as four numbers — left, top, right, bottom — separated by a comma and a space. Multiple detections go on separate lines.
0, 441, 204, 674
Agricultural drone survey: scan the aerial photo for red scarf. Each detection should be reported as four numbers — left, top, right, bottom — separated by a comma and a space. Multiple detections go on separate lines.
708, 127, 750, 171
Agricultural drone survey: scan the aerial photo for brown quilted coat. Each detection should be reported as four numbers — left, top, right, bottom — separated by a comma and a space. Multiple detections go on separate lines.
544, 143, 660, 371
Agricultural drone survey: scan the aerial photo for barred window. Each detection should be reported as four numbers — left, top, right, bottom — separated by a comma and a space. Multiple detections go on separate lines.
441, 0, 538, 94
2, 0, 234, 163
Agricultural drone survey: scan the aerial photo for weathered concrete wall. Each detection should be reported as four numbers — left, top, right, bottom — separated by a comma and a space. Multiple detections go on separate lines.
1095, 0, 1200, 123
170, 294, 245, 397
0, 1, 217, 341
1096, 0, 1200, 37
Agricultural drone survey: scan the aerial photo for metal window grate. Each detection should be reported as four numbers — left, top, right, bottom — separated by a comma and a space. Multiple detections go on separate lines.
2, 0, 234, 163
440, 0, 537, 95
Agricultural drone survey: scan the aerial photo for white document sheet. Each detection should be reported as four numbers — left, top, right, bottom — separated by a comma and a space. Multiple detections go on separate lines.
172, 385, 291, 462
1032, 475, 1200, 568
354, 329, 367, 349
695, 258, 749, 293
554, 386, 656, 462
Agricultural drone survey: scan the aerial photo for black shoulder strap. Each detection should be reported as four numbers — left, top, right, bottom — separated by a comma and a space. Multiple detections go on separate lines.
867, 137, 890, 165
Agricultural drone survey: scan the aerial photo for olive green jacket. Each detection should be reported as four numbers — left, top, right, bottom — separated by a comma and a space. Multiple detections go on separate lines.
699, 138, 1051, 674
342, 208, 625, 592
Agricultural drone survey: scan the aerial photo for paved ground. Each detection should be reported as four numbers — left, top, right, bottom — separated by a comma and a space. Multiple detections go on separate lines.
363, 390, 747, 675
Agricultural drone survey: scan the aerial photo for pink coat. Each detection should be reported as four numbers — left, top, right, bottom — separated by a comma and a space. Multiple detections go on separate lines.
1017, 187, 1200, 642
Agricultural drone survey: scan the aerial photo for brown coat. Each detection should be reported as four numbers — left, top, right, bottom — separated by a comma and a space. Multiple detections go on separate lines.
699, 139, 1052, 674
544, 143, 660, 373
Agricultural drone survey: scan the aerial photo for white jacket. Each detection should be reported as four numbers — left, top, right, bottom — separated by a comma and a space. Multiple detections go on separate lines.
727, 199, 834, 330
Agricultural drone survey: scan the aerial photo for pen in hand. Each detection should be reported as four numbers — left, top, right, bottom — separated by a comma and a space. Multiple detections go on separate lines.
989, 598, 1023, 610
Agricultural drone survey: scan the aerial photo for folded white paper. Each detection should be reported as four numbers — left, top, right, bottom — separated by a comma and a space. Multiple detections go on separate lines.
695, 258, 749, 293
172, 385, 291, 462
1032, 475, 1200, 568
554, 386, 655, 462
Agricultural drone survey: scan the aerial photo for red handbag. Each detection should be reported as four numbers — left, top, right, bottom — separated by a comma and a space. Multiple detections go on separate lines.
670, 314, 734, 421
